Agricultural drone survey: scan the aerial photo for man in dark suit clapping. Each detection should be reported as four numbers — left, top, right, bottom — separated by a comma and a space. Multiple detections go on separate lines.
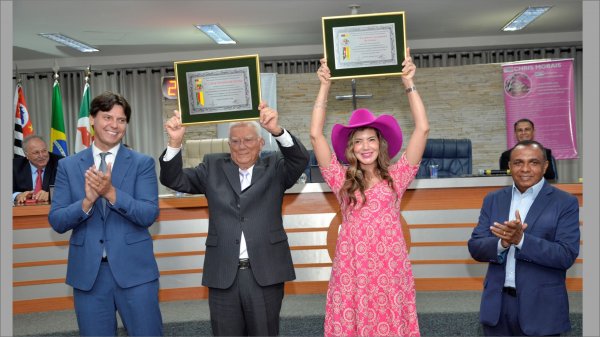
470, 140, 579, 336
160, 102, 309, 336
13, 135, 63, 204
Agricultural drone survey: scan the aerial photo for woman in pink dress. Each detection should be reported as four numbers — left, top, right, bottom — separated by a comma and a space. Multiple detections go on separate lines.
310, 48, 429, 337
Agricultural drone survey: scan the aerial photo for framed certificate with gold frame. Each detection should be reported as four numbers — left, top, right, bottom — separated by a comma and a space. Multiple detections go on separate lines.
174, 54, 261, 125
322, 12, 406, 80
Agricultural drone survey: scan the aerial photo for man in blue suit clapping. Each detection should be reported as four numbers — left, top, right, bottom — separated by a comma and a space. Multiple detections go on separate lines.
49, 91, 162, 336
469, 140, 579, 336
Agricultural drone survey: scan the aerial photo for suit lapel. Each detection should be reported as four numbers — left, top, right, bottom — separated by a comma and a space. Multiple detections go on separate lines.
110, 147, 131, 189
224, 156, 270, 194
42, 161, 52, 187
42, 170, 50, 188
224, 159, 242, 195
24, 161, 34, 190
498, 186, 512, 221
250, 157, 268, 187
77, 148, 95, 175
522, 182, 552, 228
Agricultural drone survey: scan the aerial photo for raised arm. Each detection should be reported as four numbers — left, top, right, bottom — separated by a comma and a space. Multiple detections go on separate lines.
257, 100, 286, 137
310, 58, 334, 168
258, 100, 309, 187
402, 48, 430, 166
165, 110, 187, 149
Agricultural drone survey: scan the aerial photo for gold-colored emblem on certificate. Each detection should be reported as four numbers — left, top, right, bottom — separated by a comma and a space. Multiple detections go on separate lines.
322, 12, 407, 80
174, 55, 262, 125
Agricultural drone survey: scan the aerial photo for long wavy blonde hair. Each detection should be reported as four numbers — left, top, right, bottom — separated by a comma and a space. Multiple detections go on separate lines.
341, 127, 395, 207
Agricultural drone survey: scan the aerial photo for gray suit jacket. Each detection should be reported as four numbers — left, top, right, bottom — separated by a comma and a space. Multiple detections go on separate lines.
159, 133, 309, 288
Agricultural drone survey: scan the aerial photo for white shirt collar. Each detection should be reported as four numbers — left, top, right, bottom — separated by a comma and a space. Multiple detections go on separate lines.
512, 177, 545, 198
92, 143, 121, 159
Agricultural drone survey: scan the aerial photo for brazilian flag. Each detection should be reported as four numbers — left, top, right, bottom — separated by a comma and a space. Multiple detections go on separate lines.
50, 79, 69, 156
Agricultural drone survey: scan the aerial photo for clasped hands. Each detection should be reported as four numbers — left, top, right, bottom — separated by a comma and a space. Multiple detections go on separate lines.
490, 209, 528, 248
15, 190, 49, 205
83, 164, 116, 211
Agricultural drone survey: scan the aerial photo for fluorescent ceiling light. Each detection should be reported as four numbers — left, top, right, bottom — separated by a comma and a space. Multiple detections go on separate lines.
195, 24, 237, 44
502, 6, 552, 32
39, 33, 99, 52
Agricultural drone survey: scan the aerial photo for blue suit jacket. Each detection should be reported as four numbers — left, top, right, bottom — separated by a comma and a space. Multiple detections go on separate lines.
48, 146, 160, 291
468, 181, 580, 336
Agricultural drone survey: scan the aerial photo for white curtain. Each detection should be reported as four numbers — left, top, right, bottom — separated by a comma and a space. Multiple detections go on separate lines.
116, 68, 168, 159
13, 67, 170, 185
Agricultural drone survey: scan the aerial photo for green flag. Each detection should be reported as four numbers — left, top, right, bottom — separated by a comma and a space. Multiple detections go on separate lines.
75, 82, 92, 153
50, 79, 69, 156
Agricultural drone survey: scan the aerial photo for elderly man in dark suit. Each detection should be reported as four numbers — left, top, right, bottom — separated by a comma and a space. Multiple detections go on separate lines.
13, 135, 63, 204
469, 140, 579, 336
160, 102, 309, 336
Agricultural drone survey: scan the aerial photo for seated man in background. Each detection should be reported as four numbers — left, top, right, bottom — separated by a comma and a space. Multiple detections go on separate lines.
13, 135, 63, 204
500, 118, 556, 180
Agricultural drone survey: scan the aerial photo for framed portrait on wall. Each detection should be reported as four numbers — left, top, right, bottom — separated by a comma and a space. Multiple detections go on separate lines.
174, 54, 261, 125
322, 12, 406, 80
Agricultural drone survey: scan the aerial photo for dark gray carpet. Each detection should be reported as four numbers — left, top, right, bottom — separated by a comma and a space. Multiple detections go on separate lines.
24, 312, 582, 336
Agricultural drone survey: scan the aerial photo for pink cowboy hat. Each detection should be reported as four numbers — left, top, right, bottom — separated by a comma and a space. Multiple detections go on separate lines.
331, 108, 403, 164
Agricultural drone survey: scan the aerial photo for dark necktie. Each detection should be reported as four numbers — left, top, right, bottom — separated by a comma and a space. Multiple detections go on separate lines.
99, 152, 110, 259
99, 152, 110, 213
34, 168, 43, 193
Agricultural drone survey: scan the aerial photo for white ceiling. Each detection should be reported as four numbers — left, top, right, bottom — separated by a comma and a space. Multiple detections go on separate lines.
13, 0, 583, 72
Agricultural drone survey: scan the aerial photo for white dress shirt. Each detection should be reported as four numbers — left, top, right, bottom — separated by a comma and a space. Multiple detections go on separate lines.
163, 129, 295, 260
499, 178, 544, 288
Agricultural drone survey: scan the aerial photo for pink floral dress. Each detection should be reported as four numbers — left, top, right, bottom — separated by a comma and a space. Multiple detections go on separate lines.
321, 153, 420, 337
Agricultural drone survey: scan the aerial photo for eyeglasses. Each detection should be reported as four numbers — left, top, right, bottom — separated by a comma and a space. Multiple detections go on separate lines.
229, 137, 258, 148
26, 149, 49, 157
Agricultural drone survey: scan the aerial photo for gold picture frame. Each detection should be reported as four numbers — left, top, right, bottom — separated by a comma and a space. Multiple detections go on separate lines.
174, 54, 262, 125
322, 12, 407, 80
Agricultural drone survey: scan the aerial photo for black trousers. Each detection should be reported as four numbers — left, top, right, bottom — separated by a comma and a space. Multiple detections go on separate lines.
208, 268, 284, 336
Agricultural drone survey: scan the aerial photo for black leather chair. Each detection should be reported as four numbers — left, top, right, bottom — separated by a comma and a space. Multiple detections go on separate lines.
417, 139, 472, 178
549, 155, 558, 180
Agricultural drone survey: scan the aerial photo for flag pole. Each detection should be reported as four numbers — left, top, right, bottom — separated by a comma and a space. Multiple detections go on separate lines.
50, 62, 69, 156
85, 65, 91, 83
52, 59, 59, 76
14, 64, 22, 85
75, 65, 93, 153
13, 64, 32, 157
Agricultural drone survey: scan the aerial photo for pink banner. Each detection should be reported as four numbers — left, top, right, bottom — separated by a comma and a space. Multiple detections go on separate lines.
502, 59, 578, 159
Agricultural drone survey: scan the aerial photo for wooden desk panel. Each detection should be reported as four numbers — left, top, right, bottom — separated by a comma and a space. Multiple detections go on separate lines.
12, 182, 582, 313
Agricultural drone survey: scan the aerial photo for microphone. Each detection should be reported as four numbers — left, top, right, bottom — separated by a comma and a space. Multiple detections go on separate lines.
478, 169, 510, 176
